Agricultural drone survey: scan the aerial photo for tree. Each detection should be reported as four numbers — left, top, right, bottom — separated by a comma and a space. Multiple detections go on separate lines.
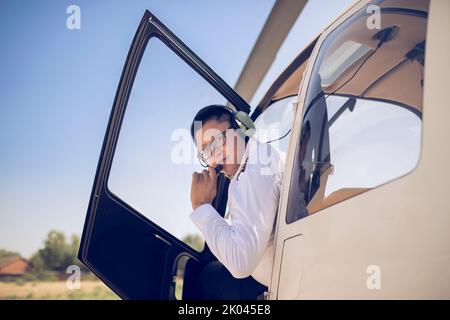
182, 234, 204, 252
29, 230, 87, 273
0, 249, 21, 260
40, 231, 71, 272
29, 251, 46, 277
67, 234, 88, 271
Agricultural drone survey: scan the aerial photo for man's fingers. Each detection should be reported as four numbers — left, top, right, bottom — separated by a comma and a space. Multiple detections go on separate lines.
193, 169, 217, 187
207, 167, 218, 181
202, 169, 209, 182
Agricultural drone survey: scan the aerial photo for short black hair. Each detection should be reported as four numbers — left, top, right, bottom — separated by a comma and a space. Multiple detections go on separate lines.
190, 104, 237, 141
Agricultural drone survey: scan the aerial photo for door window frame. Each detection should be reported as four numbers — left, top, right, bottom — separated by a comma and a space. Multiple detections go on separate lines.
78, 10, 253, 299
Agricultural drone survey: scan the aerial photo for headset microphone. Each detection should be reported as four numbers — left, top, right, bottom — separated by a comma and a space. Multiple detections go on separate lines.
213, 164, 224, 174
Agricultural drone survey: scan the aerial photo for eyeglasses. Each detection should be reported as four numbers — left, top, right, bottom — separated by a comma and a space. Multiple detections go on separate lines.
197, 130, 228, 168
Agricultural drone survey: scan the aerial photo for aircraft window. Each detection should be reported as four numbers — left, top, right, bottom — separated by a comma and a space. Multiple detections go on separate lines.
254, 95, 297, 158
286, 0, 428, 223
174, 255, 190, 300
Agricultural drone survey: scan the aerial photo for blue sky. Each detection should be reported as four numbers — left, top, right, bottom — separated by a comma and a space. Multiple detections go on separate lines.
0, 0, 353, 258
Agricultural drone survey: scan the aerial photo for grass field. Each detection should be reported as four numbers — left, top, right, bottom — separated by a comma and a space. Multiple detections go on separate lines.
0, 280, 119, 300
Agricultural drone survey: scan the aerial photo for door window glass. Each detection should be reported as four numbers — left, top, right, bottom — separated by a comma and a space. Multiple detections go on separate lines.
108, 38, 230, 251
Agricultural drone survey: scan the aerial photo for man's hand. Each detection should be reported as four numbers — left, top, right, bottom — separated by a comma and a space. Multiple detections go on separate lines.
191, 167, 218, 210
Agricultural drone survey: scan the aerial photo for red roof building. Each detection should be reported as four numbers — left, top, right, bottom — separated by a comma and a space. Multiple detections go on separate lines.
0, 256, 30, 277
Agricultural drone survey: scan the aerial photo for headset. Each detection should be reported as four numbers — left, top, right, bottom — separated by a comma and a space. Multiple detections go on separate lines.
222, 105, 256, 137
213, 105, 255, 174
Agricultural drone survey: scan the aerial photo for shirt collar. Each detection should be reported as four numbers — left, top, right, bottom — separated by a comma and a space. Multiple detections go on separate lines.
230, 137, 255, 181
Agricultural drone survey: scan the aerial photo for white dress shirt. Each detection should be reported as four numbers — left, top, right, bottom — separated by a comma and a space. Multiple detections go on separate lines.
190, 138, 284, 287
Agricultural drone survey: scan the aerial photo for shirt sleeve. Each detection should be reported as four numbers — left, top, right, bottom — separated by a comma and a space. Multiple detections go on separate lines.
190, 163, 281, 279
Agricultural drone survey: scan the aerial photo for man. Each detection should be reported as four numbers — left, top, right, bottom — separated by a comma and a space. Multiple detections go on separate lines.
189, 104, 284, 299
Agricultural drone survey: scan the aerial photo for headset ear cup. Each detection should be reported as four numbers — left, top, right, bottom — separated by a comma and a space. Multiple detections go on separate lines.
235, 111, 256, 137
231, 118, 242, 130
230, 117, 246, 138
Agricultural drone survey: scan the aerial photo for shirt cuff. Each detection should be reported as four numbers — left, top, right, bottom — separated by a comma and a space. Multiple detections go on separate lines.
190, 203, 221, 227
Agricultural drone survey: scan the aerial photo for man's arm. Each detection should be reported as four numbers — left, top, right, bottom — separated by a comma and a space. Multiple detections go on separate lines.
190, 166, 281, 279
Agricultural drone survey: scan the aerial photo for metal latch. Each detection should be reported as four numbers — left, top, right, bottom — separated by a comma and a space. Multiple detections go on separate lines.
262, 291, 271, 300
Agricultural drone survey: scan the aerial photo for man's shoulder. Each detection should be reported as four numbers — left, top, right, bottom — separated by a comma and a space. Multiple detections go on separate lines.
245, 138, 284, 179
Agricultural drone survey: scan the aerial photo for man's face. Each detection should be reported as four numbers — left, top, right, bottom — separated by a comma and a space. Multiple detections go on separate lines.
195, 119, 245, 177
